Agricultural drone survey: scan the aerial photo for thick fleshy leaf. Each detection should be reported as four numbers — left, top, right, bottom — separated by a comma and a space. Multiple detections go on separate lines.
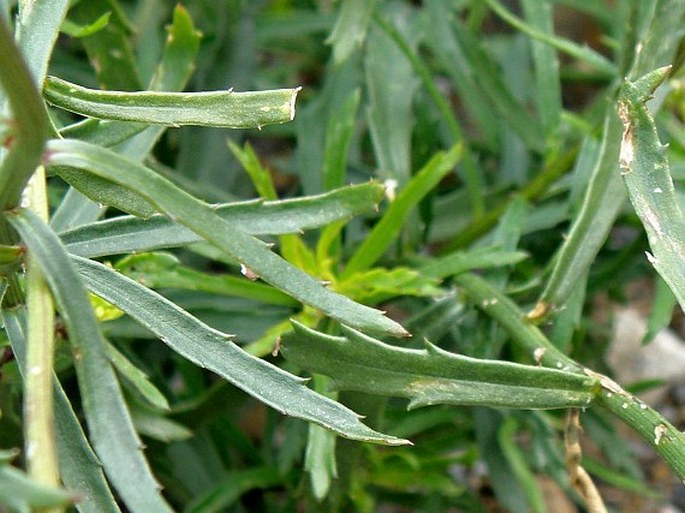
47, 139, 407, 337
59, 182, 383, 258
8, 209, 174, 513
73, 255, 409, 446
44, 76, 300, 129
281, 322, 598, 410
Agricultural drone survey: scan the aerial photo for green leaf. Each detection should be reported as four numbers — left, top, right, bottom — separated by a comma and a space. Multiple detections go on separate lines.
53, 6, 204, 222
0, 462, 74, 513
14, 0, 69, 85
106, 342, 170, 411
617, 67, 685, 311
498, 417, 546, 513
115, 252, 297, 308
61, 12, 111, 38
47, 139, 407, 337
60, 182, 383, 256
228, 141, 278, 200
130, 407, 192, 443
449, 20, 545, 152
281, 322, 598, 410
532, 0, 685, 320
420, 246, 528, 280
338, 266, 442, 305
8, 209, 174, 513
184, 467, 283, 513
343, 144, 463, 277
58, 4, 201, 151
365, 3, 420, 185
44, 76, 300, 129
485, 0, 617, 78
326, 0, 375, 64
520, 0, 561, 133
304, 376, 338, 500
67, 0, 141, 90
532, 113, 625, 320
0, 17, 49, 211
73, 255, 409, 446
54, 167, 159, 218
643, 276, 677, 345
2, 309, 122, 513
322, 88, 361, 192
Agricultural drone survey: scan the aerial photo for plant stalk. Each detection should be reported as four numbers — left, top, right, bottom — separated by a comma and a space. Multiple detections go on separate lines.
455, 272, 685, 481
24, 167, 62, 512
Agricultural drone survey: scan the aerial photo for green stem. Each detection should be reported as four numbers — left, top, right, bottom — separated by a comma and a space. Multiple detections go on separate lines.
24, 167, 61, 513
455, 272, 685, 481
372, 12, 485, 218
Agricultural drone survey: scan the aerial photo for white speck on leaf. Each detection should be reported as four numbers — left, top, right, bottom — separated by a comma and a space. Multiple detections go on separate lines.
654, 424, 668, 445
240, 263, 259, 281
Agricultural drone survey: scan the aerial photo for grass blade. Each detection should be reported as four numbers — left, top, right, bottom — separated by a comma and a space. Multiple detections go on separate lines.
47, 139, 407, 337
365, 3, 418, 185
485, 0, 616, 78
74, 255, 409, 446
520, 0, 561, 132
8, 209, 174, 513
44, 76, 300, 129
532, 114, 625, 319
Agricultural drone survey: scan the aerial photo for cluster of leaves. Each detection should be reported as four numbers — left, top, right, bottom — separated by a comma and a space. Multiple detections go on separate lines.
1, 1, 685, 512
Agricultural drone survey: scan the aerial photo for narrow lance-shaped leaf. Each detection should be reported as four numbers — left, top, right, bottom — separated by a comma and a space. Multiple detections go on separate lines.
114, 252, 298, 308
73, 255, 409, 446
530, 0, 685, 321
8, 209, 174, 513
343, 144, 463, 278
0, 456, 74, 513
485, 0, 617, 78
60, 183, 384, 258
617, 66, 685, 309
54, 5, 204, 222
2, 310, 122, 513
47, 139, 407, 337
15, 0, 69, 85
281, 322, 599, 410
44, 76, 300, 129
0, 17, 48, 211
